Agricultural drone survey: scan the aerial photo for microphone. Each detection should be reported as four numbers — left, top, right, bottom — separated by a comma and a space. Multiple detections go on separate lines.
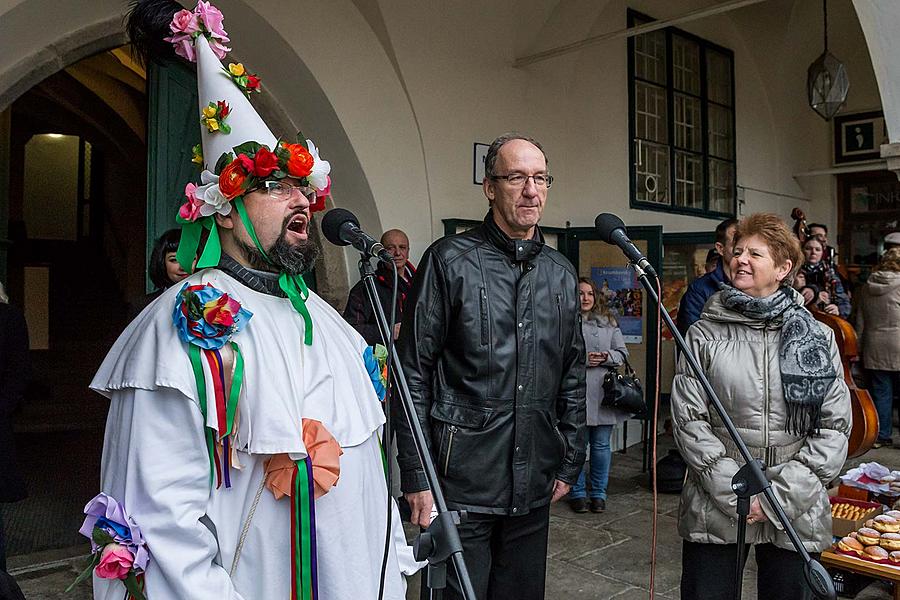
321, 208, 394, 265
594, 213, 658, 278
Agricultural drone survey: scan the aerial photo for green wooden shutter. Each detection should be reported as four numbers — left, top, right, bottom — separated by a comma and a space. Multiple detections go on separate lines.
145, 56, 200, 292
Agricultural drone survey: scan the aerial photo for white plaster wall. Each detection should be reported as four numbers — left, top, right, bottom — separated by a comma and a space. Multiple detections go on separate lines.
0, 0, 887, 268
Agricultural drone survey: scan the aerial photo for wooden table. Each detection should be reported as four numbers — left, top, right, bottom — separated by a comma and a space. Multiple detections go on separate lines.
822, 549, 900, 599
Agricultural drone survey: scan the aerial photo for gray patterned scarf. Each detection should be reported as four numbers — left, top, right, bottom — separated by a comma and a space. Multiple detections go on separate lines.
719, 285, 836, 436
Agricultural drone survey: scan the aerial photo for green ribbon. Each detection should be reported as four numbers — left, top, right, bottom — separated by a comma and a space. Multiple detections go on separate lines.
226, 342, 244, 437
189, 345, 216, 487
175, 218, 221, 273
234, 197, 313, 345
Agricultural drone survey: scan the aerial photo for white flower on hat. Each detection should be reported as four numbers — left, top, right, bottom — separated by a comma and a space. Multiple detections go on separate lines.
306, 139, 331, 192
195, 170, 232, 217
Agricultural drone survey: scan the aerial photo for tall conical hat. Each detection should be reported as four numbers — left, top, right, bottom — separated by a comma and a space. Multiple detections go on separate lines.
194, 34, 277, 173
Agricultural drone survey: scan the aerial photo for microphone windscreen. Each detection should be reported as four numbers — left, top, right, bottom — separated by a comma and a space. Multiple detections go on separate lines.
594, 213, 626, 243
321, 208, 359, 247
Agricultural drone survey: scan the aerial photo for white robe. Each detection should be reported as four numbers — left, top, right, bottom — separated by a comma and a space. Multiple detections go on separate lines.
90, 269, 420, 599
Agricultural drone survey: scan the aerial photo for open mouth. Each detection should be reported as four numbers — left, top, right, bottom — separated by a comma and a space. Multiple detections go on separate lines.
286, 213, 308, 235
734, 269, 752, 277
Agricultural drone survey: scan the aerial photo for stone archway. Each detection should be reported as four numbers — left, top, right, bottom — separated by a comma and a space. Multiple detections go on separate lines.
0, 0, 433, 305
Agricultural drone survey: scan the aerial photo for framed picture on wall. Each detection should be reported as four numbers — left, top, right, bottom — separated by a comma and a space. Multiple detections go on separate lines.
834, 111, 887, 164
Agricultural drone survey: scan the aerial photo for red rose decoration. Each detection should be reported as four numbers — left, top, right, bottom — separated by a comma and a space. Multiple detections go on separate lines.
253, 147, 279, 177
218, 160, 248, 199
246, 75, 261, 92
237, 153, 255, 173
283, 143, 314, 178
217, 100, 230, 118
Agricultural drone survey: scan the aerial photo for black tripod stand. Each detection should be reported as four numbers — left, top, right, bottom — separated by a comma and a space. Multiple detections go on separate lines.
357, 256, 477, 600
631, 261, 835, 600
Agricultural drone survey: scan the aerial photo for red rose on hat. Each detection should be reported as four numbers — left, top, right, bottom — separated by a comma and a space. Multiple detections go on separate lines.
253, 147, 279, 177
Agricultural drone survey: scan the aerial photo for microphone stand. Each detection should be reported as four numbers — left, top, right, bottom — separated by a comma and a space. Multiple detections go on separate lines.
627, 261, 835, 600
356, 255, 477, 600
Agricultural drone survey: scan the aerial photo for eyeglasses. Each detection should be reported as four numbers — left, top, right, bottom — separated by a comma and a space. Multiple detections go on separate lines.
249, 180, 311, 200
490, 173, 553, 188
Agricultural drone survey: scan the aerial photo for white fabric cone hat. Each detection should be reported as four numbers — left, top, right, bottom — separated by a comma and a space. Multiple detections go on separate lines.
195, 34, 277, 171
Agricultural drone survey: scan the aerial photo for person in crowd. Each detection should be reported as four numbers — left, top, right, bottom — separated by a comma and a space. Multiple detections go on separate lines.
800, 237, 850, 317
791, 270, 820, 310
671, 213, 851, 600
676, 218, 737, 336
855, 246, 900, 448
0, 282, 29, 575
704, 248, 720, 274
396, 133, 586, 600
129, 228, 190, 318
88, 3, 419, 598
344, 228, 415, 345
568, 277, 628, 514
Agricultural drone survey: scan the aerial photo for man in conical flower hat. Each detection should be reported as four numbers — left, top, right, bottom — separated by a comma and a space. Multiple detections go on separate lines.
79, 2, 421, 598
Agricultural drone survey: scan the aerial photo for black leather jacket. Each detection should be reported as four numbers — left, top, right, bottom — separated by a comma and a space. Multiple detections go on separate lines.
395, 212, 586, 515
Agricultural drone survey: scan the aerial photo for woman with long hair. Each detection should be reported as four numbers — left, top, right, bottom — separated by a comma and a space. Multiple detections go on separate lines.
856, 247, 900, 447
672, 214, 850, 599
568, 277, 629, 514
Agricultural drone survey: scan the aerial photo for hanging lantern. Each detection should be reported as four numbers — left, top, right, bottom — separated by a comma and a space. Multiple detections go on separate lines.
807, 0, 848, 120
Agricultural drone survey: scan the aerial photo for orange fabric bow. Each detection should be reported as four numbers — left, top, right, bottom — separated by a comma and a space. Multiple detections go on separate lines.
265, 419, 343, 501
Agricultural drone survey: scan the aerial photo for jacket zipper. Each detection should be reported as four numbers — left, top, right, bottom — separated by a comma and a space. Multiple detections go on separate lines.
556, 293, 562, 347
480, 287, 488, 344
443, 425, 458, 476
762, 325, 770, 463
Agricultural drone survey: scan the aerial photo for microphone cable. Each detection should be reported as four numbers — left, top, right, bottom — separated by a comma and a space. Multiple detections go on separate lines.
648, 274, 663, 600
377, 258, 399, 600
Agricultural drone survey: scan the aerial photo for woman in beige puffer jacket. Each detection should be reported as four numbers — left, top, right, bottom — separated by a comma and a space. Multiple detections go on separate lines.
671, 214, 851, 600
856, 247, 900, 446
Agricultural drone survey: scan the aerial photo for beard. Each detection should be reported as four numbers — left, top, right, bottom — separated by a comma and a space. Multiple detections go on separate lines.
236, 216, 320, 276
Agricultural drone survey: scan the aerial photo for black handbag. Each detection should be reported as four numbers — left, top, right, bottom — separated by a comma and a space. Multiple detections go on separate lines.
601, 357, 646, 417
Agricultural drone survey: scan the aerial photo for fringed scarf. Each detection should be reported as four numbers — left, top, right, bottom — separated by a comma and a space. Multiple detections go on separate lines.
719, 286, 837, 436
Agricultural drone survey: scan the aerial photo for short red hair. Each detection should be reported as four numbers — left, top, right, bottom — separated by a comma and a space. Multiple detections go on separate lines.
732, 213, 804, 283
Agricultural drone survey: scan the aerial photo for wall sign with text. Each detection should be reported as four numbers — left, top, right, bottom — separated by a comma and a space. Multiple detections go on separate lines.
834, 111, 887, 164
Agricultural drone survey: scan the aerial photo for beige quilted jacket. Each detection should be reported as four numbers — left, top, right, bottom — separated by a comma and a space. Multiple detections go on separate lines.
671, 289, 852, 552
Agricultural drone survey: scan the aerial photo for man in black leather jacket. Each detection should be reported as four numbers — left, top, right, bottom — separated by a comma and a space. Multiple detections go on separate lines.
396, 133, 586, 600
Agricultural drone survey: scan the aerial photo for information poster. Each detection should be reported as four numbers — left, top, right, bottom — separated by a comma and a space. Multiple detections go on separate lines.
591, 266, 643, 343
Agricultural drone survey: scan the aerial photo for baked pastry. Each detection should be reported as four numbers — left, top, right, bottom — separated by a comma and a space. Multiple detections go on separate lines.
864, 519, 877, 529
890, 551, 900, 564
874, 515, 900, 533
887, 510, 900, 520
881, 532, 900, 551
837, 536, 864, 556
882, 475, 897, 483
864, 545, 889, 562
858, 527, 881, 545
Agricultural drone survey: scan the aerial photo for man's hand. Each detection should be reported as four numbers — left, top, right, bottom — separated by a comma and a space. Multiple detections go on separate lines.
800, 288, 815, 304
551, 480, 571, 503
824, 303, 840, 315
405, 490, 434, 529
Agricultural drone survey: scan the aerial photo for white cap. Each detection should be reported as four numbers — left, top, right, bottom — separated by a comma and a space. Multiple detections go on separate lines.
885, 232, 900, 247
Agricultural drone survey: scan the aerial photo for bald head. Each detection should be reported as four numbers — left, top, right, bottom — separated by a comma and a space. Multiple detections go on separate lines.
381, 229, 410, 270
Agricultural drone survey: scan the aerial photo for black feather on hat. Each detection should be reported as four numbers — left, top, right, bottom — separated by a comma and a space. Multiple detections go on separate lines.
125, 0, 185, 66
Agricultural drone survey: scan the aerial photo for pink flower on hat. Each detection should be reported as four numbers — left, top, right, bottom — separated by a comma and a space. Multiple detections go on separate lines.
179, 183, 203, 222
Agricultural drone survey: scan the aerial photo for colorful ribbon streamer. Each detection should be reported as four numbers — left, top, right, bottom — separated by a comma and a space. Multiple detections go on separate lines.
291, 458, 319, 600
189, 341, 244, 489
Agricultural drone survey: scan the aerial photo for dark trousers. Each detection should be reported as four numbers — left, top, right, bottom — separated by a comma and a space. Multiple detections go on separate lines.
438, 503, 550, 600
681, 540, 818, 600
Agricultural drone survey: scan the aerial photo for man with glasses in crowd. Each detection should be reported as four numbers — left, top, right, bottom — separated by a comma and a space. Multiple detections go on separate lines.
396, 133, 586, 599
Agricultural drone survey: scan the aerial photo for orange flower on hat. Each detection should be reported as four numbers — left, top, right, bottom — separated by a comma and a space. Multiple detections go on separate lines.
218, 159, 248, 199
282, 142, 314, 179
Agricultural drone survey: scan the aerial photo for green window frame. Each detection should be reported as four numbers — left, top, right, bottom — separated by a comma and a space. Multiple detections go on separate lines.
628, 9, 736, 219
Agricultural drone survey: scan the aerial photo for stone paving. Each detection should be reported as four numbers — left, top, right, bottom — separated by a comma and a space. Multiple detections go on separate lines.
7, 434, 900, 599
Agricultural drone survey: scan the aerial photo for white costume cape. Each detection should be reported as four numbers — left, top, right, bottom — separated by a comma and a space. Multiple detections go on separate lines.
89, 269, 420, 599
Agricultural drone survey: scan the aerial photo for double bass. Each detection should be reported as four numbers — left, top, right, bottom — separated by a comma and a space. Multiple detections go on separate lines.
792, 208, 879, 457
